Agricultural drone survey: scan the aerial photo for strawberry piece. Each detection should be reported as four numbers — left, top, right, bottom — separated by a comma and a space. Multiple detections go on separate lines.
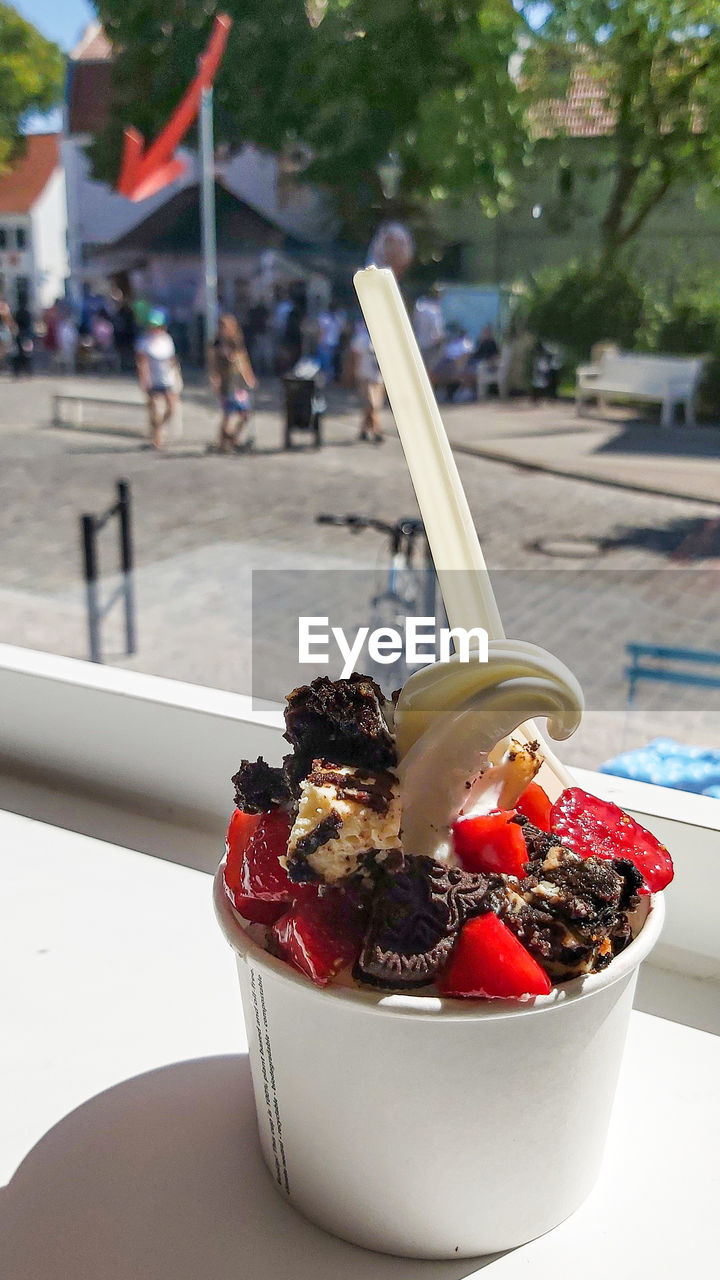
230, 894, 288, 926
550, 787, 674, 893
224, 807, 298, 903
453, 809, 529, 877
438, 913, 552, 999
516, 781, 552, 831
225, 808, 260, 881
272, 891, 368, 987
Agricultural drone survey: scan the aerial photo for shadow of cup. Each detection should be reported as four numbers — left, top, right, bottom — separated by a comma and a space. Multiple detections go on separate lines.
2, 1055, 497, 1280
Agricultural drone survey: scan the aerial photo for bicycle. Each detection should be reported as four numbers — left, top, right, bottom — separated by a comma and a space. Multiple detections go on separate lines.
316, 514, 445, 688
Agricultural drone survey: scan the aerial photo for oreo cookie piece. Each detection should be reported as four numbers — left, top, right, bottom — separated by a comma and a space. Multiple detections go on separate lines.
355, 858, 495, 988
501, 845, 643, 979
521, 845, 641, 924
284, 674, 396, 774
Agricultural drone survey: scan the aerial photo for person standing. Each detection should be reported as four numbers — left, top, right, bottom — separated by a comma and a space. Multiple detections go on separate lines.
272, 287, 293, 372
412, 284, 445, 375
245, 299, 272, 376
56, 307, 78, 374
350, 320, 384, 443
113, 297, 137, 371
11, 303, 35, 378
0, 295, 16, 372
208, 313, 257, 453
471, 323, 500, 399
315, 302, 343, 381
135, 309, 180, 450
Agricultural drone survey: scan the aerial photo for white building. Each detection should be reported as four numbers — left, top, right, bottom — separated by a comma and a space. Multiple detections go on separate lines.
0, 133, 68, 312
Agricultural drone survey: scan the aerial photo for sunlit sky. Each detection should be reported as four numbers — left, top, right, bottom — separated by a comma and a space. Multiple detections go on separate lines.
11, 0, 95, 51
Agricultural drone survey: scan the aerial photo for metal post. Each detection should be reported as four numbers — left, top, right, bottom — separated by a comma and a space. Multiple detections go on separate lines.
200, 86, 218, 351
81, 514, 102, 664
420, 532, 443, 627
117, 479, 137, 655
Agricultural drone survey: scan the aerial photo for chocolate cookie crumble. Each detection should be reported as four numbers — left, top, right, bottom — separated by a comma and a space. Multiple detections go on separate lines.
232, 758, 290, 813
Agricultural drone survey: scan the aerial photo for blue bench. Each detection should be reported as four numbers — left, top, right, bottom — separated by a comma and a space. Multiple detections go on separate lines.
626, 643, 720, 704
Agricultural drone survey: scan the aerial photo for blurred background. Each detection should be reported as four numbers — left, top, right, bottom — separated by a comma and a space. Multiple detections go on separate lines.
1, 1, 719, 795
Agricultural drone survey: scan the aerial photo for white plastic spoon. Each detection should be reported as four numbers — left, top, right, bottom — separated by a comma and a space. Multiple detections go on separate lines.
354, 266, 575, 794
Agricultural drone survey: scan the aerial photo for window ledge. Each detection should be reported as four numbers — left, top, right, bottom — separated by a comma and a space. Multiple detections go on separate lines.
1, 643, 717, 981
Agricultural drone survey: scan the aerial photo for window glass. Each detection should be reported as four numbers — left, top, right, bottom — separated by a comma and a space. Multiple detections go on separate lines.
0, 5, 718, 805
15, 227, 26, 251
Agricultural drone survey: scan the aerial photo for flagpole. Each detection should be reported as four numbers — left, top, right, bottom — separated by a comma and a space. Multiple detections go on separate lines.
200, 85, 218, 350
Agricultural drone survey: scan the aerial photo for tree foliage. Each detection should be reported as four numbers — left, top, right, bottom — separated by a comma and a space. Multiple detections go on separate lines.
91, 0, 527, 239
0, 4, 64, 171
526, 261, 645, 357
521, 2, 720, 261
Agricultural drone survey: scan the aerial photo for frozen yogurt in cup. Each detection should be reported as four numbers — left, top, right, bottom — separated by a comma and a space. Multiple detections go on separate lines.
214, 659, 671, 1258
215, 870, 663, 1258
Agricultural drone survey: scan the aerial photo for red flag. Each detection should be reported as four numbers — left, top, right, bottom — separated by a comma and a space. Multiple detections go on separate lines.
116, 13, 232, 201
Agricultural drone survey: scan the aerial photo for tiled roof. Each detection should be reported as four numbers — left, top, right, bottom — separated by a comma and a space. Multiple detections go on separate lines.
0, 134, 60, 214
529, 66, 616, 139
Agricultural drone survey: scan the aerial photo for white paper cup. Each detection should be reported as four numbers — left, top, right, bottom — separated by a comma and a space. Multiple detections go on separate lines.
214, 869, 664, 1259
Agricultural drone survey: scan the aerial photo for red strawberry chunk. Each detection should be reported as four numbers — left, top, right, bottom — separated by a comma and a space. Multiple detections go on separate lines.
438, 913, 552, 1000
453, 809, 529, 877
236, 809, 294, 900
272, 891, 367, 987
221, 803, 294, 906
230, 894, 288, 926
224, 808, 261, 889
550, 787, 674, 893
516, 781, 552, 831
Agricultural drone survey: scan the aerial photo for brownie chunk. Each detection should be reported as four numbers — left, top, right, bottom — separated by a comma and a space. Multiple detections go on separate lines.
284, 673, 396, 774
232, 757, 290, 813
356, 858, 496, 988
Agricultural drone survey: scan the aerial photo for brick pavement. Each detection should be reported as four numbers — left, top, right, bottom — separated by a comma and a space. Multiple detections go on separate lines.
1, 371, 719, 770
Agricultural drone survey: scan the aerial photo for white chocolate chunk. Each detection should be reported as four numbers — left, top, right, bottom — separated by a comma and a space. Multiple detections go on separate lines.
288, 762, 402, 884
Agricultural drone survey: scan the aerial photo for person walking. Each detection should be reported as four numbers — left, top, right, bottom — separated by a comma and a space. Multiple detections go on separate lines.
135, 309, 181, 450
208, 313, 257, 453
350, 320, 384, 443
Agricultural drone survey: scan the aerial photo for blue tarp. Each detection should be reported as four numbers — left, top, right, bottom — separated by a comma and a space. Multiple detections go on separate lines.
601, 738, 720, 797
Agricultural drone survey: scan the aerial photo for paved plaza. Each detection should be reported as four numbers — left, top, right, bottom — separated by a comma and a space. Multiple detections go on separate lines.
1, 370, 719, 770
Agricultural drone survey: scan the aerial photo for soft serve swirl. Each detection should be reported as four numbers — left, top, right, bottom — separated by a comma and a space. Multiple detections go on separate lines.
394, 640, 584, 864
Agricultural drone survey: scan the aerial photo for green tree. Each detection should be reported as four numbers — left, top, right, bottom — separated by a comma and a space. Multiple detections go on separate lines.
91, 0, 527, 240
521, 1, 720, 264
0, 4, 64, 171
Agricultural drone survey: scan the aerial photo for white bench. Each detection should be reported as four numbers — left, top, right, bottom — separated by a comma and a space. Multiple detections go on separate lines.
576, 352, 704, 427
51, 392, 183, 439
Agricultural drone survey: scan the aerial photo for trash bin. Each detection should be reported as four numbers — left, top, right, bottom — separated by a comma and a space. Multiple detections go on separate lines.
283, 359, 326, 450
